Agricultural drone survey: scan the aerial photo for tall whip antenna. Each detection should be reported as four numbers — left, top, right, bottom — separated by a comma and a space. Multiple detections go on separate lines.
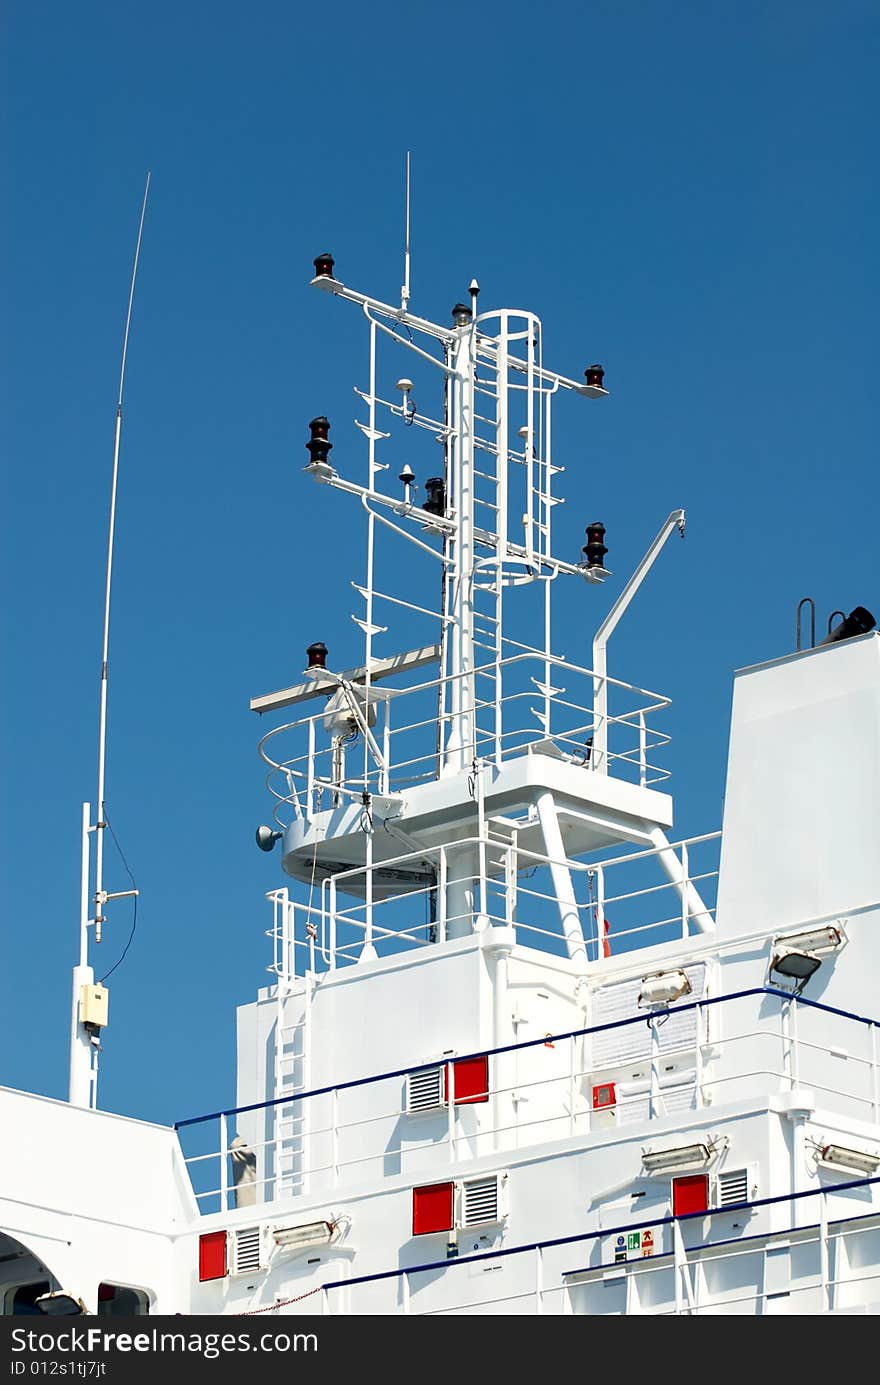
400, 151, 412, 312
93, 171, 151, 944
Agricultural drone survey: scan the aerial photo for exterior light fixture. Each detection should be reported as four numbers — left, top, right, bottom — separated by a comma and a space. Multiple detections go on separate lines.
642, 1142, 713, 1175
818, 1144, 880, 1176
770, 947, 822, 984
422, 477, 446, 518
581, 522, 608, 571
773, 924, 845, 957
305, 641, 329, 673
272, 1220, 335, 1249
255, 825, 282, 853
638, 969, 692, 1008
584, 364, 605, 388
35, 1292, 86, 1316
312, 252, 336, 280
580, 364, 608, 398
818, 606, 876, 646
451, 302, 472, 327
305, 416, 334, 480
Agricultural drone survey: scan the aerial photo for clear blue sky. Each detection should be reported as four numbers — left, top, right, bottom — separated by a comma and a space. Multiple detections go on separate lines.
2, 1, 878, 1125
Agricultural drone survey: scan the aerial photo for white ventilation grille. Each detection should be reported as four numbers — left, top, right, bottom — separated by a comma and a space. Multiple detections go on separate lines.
460, 1175, 503, 1227
406, 1065, 445, 1113
233, 1226, 262, 1274
590, 964, 707, 1068
716, 1168, 751, 1207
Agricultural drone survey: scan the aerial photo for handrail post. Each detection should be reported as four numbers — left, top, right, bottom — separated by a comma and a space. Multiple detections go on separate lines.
331, 1088, 339, 1183
638, 710, 647, 788
329, 878, 337, 970
680, 841, 689, 937
307, 718, 316, 815
219, 1112, 229, 1213
437, 847, 447, 943
447, 1061, 456, 1163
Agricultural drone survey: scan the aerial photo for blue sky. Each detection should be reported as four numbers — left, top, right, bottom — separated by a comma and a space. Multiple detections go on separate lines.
2, 1, 878, 1126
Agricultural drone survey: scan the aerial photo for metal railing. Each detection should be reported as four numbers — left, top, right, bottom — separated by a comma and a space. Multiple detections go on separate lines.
264, 831, 721, 980
312, 1177, 880, 1316
257, 651, 672, 825
176, 988, 880, 1216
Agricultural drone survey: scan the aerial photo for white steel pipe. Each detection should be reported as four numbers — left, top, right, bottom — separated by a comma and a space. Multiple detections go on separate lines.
535, 789, 587, 966
648, 825, 715, 933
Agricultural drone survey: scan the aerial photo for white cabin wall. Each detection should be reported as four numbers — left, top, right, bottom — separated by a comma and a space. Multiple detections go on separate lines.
716, 634, 880, 938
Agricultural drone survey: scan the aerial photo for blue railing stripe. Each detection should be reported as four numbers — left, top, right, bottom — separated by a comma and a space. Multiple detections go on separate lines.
174, 984, 880, 1129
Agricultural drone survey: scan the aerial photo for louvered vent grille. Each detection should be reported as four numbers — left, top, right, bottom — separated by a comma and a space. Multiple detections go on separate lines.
406, 1065, 445, 1113
233, 1227, 262, 1274
461, 1176, 500, 1227
717, 1168, 750, 1207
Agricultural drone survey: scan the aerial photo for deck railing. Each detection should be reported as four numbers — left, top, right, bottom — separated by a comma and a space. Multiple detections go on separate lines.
257, 651, 672, 824
176, 987, 880, 1217
264, 830, 722, 979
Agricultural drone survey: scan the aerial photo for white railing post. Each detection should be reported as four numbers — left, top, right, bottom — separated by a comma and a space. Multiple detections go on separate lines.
638, 710, 647, 788
680, 841, 689, 937
307, 718, 316, 815
381, 699, 391, 795
535, 1245, 544, 1315
695, 1002, 704, 1109
569, 1037, 576, 1137
447, 1061, 456, 1163
329, 878, 337, 970
871, 1023, 879, 1123
437, 847, 447, 943
596, 865, 606, 962
219, 1112, 229, 1213
401, 1272, 411, 1315
504, 841, 517, 928
330, 1088, 339, 1184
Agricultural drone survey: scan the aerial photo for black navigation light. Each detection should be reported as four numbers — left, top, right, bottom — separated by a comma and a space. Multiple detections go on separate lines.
818, 606, 876, 646
305, 416, 333, 475
584, 364, 605, 390
255, 825, 283, 853
306, 641, 328, 671
582, 521, 608, 569
423, 477, 446, 517
313, 252, 336, 279
451, 303, 472, 327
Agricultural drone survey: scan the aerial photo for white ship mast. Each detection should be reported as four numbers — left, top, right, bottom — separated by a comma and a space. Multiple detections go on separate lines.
252, 244, 708, 972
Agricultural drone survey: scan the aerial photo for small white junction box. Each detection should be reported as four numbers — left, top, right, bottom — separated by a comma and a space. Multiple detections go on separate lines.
80, 984, 109, 1029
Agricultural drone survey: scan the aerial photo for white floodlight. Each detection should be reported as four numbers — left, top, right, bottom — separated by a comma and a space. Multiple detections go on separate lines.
770, 947, 822, 984
638, 969, 692, 1009
35, 1292, 86, 1316
641, 1142, 713, 1175
272, 1220, 335, 1250
818, 1144, 880, 1176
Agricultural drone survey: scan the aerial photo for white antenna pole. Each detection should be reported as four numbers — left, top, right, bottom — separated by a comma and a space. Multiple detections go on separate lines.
400, 151, 411, 312
70, 175, 150, 1109
93, 171, 150, 945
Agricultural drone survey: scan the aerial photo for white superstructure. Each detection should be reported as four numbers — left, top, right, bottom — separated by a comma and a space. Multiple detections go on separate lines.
3, 246, 879, 1318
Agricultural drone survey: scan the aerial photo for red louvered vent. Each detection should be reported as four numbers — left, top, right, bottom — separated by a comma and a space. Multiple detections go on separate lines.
198, 1230, 228, 1281
672, 1174, 709, 1217
445, 1054, 489, 1105
412, 1182, 454, 1236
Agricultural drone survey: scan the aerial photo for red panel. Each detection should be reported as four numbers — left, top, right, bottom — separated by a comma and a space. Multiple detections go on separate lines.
97, 1284, 116, 1302
672, 1174, 709, 1217
445, 1055, 489, 1105
412, 1182, 454, 1236
198, 1230, 228, 1281
592, 1082, 617, 1109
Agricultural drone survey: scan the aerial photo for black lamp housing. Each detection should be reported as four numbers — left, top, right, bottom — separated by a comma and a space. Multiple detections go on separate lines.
584, 363, 605, 389
313, 252, 336, 279
306, 416, 333, 467
423, 478, 446, 517
818, 606, 876, 646
582, 521, 608, 569
306, 641, 328, 670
